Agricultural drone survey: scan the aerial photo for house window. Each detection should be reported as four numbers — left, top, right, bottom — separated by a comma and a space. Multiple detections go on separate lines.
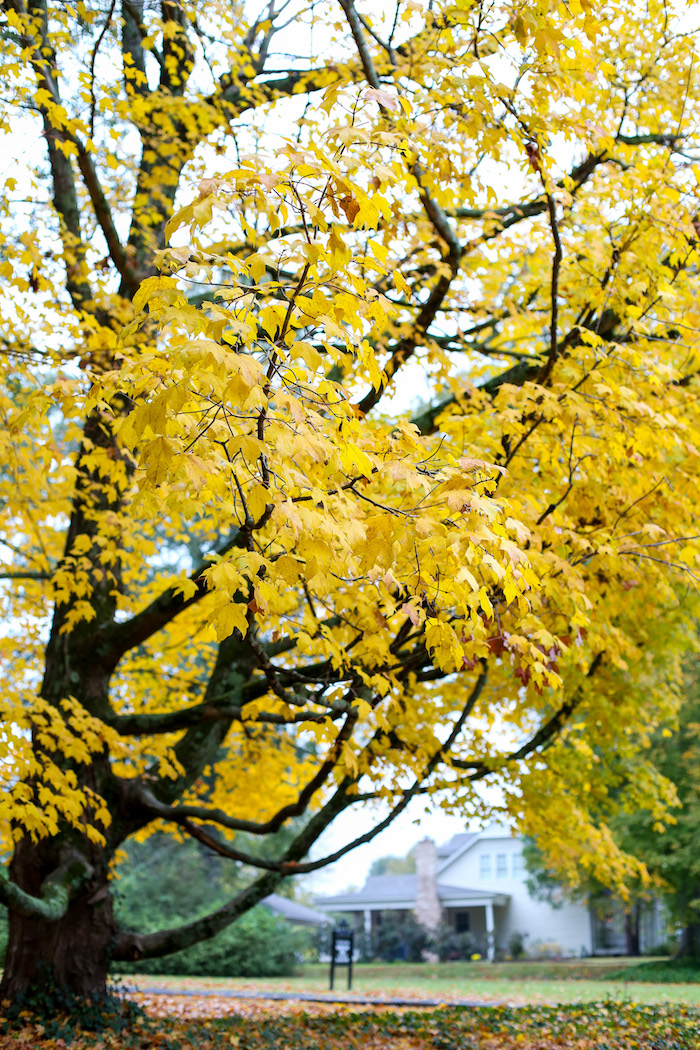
479, 853, 492, 878
512, 852, 525, 876
455, 910, 471, 933
496, 853, 508, 878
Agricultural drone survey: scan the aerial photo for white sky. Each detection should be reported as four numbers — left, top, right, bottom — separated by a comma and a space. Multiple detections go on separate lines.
306, 799, 480, 895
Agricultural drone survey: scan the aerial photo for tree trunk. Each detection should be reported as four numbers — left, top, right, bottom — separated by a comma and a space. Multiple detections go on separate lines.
675, 921, 700, 959
0, 836, 116, 1003
624, 904, 641, 956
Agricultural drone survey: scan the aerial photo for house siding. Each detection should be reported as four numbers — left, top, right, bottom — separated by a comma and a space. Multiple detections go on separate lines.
439, 828, 594, 956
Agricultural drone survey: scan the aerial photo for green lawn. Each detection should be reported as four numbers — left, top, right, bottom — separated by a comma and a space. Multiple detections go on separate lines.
116, 957, 700, 1006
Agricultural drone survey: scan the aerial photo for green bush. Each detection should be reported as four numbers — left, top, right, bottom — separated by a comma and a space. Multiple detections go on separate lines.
431, 922, 478, 961
508, 930, 526, 959
115, 906, 308, 978
109, 832, 316, 978
370, 913, 430, 962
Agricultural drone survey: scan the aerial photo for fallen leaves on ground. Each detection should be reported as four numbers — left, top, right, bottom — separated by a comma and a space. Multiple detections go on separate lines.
127, 989, 512, 1021
131, 992, 403, 1021
1, 1003, 699, 1049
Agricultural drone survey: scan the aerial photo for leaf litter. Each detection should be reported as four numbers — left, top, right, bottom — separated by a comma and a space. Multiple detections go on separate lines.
0, 1000, 698, 1049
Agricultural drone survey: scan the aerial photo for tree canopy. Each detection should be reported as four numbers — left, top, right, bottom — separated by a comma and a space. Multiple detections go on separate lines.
0, 0, 699, 1003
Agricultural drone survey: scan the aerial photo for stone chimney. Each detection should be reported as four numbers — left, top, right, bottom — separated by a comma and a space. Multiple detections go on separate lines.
413, 836, 441, 929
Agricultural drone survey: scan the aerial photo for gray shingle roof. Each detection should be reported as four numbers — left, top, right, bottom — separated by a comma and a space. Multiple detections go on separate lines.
362, 874, 419, 899
262, 893, 330, 926
316, 875, 497, 909
315, 829, 503, 911
436, 831, 479, 858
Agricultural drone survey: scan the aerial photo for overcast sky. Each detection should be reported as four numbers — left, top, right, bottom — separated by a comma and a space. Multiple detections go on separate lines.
306, 796, 502, 897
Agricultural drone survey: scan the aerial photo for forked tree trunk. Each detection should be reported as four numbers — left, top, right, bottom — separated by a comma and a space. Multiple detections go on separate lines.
0, 836, 116, 1003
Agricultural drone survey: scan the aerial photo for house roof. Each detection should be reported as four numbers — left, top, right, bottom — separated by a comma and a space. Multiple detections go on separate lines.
437, 823, 515, 874
262, 893, 330, 926
362, 874, 421, 900
314, 823, 522, 914
315, 874, 506, 911
436, 832, 479, 859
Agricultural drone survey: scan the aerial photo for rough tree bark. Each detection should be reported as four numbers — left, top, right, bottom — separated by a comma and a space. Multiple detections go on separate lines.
2, 838, 115, 1002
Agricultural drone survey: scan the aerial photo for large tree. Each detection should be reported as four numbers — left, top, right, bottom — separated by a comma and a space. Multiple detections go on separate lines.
0, 0, 699, 1004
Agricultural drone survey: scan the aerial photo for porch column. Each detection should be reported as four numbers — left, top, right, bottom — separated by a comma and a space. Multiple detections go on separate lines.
485, 901, 495, 962
364, 909, 372, 956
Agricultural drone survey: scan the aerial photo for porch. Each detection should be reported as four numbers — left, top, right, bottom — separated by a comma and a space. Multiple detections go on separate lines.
316, 885, 509, 961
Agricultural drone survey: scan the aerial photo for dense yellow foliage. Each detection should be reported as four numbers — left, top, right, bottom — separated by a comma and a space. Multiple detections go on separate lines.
1, 0, 699, 900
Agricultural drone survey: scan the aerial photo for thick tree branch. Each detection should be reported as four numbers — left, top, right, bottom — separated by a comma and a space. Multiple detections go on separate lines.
114, 768, 367, 960
153, 631, 261, 804
616, 132, 687, 146
273, 667, 489, 874
121, 0, 151, 88
159, 0, 194, 94
0, 571, 50, 581
411, 357, 540, 435
356, 272, 459, 416
339, 0, 454, 262
0, 853, 92, 921
88, 0, 117, 138
339, 0, 463, 415
112, 867, 283, 961
108, 695, 340, 735
75, 144, 131, 283
337, 0, 381, 88
101, 527, 247, 668
16, 0, 93, 309
13, 0, 131, 302
135, 706, 359, 837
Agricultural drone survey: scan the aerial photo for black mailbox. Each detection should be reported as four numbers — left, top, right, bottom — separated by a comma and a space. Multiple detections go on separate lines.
329, 919, 354, 990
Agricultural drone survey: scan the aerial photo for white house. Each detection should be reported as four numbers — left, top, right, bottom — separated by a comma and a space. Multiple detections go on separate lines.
315, 825, 665, 960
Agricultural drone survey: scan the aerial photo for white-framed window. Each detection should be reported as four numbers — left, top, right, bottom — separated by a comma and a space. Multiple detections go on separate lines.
479, 853, 492, 878
496, 853, 508, 878
512, 852, 525, 876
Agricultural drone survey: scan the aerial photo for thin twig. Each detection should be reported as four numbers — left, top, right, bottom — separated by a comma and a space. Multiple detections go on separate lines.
89, 0, 118, 139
